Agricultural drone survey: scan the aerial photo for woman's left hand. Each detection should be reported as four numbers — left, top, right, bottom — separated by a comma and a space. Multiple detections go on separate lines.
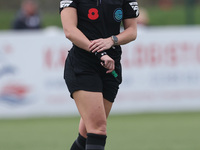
100, 55, 115, 73
89, 37, 114, 53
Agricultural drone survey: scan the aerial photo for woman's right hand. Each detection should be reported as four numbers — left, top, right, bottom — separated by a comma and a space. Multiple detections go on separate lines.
100, 55, 115, 73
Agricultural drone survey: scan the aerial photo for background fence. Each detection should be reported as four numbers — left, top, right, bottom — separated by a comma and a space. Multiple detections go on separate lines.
1, 26, 200, 118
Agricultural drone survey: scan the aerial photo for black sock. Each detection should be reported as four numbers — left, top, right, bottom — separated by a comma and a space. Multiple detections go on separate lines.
70, 133, 86, 150
86, 133, 107, 150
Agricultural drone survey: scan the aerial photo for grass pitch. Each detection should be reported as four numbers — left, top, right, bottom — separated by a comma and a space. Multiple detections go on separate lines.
0, 112, 200, 150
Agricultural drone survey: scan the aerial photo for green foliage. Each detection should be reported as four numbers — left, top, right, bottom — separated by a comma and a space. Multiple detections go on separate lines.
1, 4, 200, 30
42, 12, 62, 28
0, 5, 200, 30
146, 5, 200, 26
0, 10, 16, 30
0, 112, 200, 150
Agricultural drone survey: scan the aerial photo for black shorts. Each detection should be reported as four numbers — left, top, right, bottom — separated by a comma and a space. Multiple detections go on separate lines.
64, 47, 122, 103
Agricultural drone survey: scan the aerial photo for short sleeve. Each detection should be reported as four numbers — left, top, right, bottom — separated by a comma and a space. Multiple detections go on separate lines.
123, 0, 139, 19
59, 0, 78, 13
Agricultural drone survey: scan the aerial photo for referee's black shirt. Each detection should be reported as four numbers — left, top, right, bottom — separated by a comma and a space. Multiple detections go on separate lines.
60, 0, 139, 40
60, 0, 139, 61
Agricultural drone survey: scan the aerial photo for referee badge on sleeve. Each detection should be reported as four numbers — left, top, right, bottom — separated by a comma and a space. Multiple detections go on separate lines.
129, 2, 139, 17
60, 0, 73, 9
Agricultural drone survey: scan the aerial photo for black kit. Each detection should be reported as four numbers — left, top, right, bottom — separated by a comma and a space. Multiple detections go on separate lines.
60, 0, 139, 102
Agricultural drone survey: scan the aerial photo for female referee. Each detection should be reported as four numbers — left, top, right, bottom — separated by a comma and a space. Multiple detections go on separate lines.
59, 0, 139, 149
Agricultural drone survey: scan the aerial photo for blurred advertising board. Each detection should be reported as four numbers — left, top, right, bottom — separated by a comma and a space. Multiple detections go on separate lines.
0, 26, 200, 118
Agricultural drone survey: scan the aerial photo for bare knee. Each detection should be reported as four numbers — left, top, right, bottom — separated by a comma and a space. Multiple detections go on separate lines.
88, 118, 107, 135
79, 118, 87, 138
96, 119, 107, 135
73, 91, 108, 135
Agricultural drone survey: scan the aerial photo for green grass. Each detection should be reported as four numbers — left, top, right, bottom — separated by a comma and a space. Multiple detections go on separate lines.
0, 112, 200, 150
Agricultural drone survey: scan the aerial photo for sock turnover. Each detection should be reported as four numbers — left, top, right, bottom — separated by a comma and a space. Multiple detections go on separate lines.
86, 133, 107, 150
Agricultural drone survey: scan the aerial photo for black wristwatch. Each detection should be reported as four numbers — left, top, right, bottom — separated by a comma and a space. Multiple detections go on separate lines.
94, 51, 107, 60
111, 35, 118, 46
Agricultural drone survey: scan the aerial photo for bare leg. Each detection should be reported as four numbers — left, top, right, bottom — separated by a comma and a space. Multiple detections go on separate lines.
79, 97, 113, 138
71, 90, 113, 150
73, 90, 107, 135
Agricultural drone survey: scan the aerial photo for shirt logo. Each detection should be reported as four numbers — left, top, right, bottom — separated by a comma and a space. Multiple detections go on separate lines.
88, 8, 99, 20
114, 8, 123, 22
129, 2, 139, 17
60, 0, 73, 9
